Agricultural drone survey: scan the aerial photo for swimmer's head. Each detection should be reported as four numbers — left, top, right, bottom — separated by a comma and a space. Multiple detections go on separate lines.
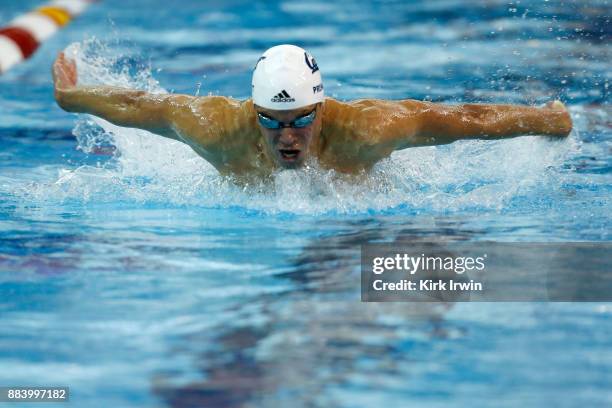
253, 45, 324, 169
252, 44, 324, 110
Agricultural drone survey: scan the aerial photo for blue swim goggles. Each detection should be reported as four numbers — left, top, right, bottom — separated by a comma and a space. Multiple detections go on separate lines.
257, 108, 317, 129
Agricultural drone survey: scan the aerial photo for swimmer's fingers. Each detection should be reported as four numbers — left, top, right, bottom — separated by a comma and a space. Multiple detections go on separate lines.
52, 53, 66, 88
52, 51, 78, 91
542, 100, 572, 137
544, 100, 567, 111
59, 52, 78, 87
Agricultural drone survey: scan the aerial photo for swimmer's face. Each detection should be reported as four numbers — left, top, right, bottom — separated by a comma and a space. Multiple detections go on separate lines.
255, 103, 323, 169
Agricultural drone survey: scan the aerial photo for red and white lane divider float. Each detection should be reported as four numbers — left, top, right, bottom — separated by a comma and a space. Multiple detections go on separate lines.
0, 0, 96, 74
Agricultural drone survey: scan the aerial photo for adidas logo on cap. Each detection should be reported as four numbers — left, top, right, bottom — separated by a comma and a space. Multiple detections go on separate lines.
271, 90, 295, 103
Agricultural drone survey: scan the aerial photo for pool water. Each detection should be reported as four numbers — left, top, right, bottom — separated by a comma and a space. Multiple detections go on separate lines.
1, 0, 611, 406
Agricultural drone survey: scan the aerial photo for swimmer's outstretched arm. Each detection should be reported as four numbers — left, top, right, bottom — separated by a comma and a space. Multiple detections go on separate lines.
402, 100, 573, 148
52, 52, 236, 146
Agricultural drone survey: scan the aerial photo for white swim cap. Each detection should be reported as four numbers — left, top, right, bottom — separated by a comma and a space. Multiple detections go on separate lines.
252, 44, 324, 110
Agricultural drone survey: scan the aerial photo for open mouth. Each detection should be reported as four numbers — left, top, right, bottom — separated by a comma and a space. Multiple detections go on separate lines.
279, 149, 301, 161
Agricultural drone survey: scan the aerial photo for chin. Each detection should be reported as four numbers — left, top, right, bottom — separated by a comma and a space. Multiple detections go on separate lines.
278, 158, 304, 169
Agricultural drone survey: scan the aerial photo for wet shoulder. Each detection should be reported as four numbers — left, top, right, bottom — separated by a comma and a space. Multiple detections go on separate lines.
179, 96, 258, 146
192, 96, 255, 133
322, 98, 404, 142
318, 98, 421, 172
318, 98, 387, 171
196, 98, 266, 173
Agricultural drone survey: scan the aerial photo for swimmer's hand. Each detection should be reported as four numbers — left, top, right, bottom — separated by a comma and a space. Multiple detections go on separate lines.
542, 100, 572, 138
52, 52, 80, 112
52, 52, 77, 93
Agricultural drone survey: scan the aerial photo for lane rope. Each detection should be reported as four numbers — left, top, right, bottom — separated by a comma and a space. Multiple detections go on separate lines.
0, 0, 97, 74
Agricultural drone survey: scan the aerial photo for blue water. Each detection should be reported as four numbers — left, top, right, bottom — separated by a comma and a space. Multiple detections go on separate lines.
1, 0, 611, 406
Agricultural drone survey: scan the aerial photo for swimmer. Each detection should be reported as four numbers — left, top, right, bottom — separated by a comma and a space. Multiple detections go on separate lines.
53, 44, 572, 179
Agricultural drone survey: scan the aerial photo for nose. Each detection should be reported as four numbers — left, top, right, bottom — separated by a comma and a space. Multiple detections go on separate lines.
278, 128, 297, 146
